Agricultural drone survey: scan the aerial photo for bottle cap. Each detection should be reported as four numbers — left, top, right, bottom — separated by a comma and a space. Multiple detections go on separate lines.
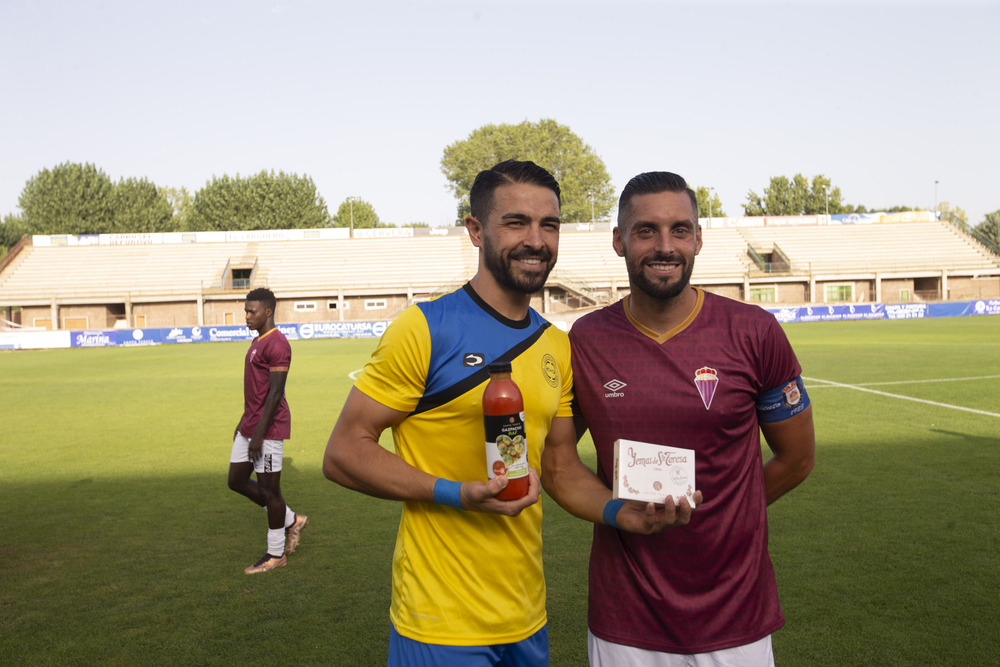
487, 362, 512, 374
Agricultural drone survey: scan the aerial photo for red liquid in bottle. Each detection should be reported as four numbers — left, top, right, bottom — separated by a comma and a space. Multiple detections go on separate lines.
483, 362, 528, 500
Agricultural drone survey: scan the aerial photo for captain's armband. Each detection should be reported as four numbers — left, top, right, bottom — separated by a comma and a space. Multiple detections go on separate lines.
756, 376, 810, 423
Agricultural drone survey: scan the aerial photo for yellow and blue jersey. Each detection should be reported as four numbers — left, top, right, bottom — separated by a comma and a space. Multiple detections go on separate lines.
355, 283, 573, 646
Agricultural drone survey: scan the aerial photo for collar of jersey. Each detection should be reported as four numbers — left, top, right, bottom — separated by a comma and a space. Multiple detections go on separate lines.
623, 288, 704, 344
463, 282, 533, 329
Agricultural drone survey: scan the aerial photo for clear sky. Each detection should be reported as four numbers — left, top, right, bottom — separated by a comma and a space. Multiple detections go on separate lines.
2, 0, 998, 228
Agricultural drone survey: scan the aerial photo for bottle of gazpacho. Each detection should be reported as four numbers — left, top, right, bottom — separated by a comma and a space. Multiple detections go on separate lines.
483, 362, 528, 500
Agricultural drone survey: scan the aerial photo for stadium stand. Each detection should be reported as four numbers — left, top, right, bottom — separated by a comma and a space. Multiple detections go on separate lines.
1, 219, 998, 330
741, 220, 999, 274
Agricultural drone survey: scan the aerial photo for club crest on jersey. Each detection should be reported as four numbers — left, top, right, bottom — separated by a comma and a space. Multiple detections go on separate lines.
462, 353, 485, 367
782, 380, 802, 407
541, 354, 559, 387
603, 378, 627, 398
693, 366, 718, 410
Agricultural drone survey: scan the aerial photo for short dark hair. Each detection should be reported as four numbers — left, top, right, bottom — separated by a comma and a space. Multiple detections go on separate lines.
617, 171, 698, 227
246, 287, 276, 311
468, 160, 561, 221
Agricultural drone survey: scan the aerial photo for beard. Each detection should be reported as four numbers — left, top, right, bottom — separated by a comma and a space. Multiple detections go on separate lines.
482, 234, 556, 295
626, 252, 694, 301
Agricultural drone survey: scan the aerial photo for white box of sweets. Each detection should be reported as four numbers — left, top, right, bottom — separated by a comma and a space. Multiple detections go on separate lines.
613, 439, 697, 507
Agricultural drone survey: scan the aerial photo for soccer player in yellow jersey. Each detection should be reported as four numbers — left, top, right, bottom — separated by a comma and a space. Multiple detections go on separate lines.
323, 161, 573, 665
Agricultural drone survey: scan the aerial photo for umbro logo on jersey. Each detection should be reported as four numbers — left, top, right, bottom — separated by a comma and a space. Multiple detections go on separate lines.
463, 353, 485, 367
603, 378, 626, 398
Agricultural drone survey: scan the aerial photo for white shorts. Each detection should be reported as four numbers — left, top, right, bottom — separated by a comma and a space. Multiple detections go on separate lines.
588, 630, 773, 667
230, 432, 284, 474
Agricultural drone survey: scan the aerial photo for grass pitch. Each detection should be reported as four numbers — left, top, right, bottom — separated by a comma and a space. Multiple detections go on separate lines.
1, 317, 998, 665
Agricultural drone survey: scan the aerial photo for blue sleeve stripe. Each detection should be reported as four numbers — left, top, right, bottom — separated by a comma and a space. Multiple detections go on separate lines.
410, 322, 551, 416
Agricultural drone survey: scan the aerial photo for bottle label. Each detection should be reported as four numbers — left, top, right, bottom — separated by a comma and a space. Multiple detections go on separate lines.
484, 411, 528, 480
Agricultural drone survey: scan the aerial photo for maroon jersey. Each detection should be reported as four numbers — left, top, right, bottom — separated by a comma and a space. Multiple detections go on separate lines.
238, 328, 291, 440
569, 289, 802, 654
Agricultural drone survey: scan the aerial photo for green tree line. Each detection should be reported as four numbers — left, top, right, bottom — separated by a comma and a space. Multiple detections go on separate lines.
0, 163, 338, 247
3, 134, 998, 252
744, 173, 998, 247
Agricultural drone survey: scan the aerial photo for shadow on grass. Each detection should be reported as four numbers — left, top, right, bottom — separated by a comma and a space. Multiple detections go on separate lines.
3, 470, 397, 665
2, 466, 594, 666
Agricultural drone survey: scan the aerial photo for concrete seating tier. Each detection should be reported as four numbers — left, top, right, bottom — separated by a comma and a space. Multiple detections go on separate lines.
2, 222, 997, 307
741, 221, 999, 275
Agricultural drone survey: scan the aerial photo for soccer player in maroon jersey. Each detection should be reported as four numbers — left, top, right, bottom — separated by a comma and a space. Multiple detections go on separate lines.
542, 172, 815, 666
227, 288, 307, 574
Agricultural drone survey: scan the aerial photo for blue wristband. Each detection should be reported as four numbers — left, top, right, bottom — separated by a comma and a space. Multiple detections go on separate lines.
434, 478, 464, 509
603, 499, 625, 529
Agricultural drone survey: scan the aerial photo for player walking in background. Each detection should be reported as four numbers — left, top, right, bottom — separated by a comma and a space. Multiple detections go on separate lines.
542, 172, 815, 666
323, 160, 573, 666
228, 287, 307, 574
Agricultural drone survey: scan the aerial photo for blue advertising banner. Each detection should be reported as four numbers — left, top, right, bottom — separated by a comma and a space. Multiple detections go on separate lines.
766, 299, 1000, 323
71, 330, 118, 347
116, 329, 165, 346
162, 326, 210, 344
68, 321, 392, 348
767, 304, 886, 323
884, 303, 928, 320
45, 301, 999, 352
285, 321, 389, 340
205, 325, 257, 343
928, 299, 1000, 318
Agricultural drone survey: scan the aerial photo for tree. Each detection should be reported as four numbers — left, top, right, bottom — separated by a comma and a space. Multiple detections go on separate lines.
18, 162, 115, 234
972, 210, 1000, 250
860, 205, 912, 214
333, 198, 381, 230
441, 119, 615, 223
111, 177, 176, 233
187, 171, 332, 231
936, 201, 968, 227
160, 186, 193, 231
1, 213, 28, 249
15, 162, 182, 236
694, 186, 725, 218
744, 174, 848, 216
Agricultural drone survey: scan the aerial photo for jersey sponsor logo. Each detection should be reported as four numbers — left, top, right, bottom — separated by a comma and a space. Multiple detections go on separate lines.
463, 352, 485, 367
693, 366, 718, 410
541, 354, 558, 387
603, 378, 627, 398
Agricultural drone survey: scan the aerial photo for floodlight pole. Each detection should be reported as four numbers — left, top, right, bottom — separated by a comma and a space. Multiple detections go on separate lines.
347, 196, 357, 238
934, 180, 939, 220
707, 187, 715, 227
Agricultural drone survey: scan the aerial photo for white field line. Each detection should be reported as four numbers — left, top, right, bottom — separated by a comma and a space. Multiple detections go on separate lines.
803, 375, 1000, 419
811, 375, 1000, 387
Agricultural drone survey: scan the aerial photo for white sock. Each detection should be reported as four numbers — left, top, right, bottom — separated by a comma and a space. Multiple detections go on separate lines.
267, 528, 285, 557
284, 507, 296, 528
